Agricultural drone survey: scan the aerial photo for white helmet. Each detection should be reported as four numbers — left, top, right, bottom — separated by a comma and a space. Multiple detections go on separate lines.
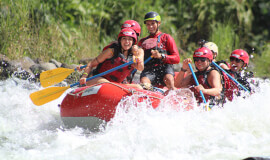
203, 42, 218, 55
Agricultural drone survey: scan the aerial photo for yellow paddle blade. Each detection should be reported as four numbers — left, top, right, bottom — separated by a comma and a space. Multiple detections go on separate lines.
30, 86, 70, 106
40, 68, 74, 88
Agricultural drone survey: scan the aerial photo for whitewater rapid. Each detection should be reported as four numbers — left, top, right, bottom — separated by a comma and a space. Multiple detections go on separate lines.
0, 78, 270, 160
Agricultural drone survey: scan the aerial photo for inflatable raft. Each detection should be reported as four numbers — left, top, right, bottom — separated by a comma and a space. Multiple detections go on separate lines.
60, 82, 196, 131
60, 82, 165, 131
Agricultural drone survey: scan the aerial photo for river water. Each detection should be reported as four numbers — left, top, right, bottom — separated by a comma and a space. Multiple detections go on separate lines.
1, 77, 270, 160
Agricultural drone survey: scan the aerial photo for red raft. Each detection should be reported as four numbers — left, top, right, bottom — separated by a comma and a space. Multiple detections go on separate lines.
60, 82, 164, 131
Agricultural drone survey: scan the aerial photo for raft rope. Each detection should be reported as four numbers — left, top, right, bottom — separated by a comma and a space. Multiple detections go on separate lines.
69, 82, 162, 100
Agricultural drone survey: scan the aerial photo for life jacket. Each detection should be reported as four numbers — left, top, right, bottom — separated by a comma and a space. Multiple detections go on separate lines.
191, 68, 225, 106
223, 70, 253, 101
143, 33, 169, 68
221, 70, 238, 102
209, 60, 237, 102
93, 43, 134, 83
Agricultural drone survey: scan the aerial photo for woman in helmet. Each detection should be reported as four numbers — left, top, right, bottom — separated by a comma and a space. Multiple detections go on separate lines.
78, 28, 144, 88
138, 11, 180, 91
175, 47, 223, 105
202, 41, 229, 70
222, 49, 253, 101
102, 20, 141, 51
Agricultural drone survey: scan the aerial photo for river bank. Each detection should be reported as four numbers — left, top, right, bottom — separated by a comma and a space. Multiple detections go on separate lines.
0, 54, 94, 85
0, 54, 182, 85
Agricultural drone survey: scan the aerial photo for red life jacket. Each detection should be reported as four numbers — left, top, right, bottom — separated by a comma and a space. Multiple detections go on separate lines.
221, 70, 239, 101
93, 43, 134, 83
139, 33, 168, 68
191, 68, 225, 106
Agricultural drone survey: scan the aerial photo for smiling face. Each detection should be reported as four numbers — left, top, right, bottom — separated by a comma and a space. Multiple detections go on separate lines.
230, 57, 245, 72
194, 57, 211, 71
120, 36, 134, 51
145, 20, 160, 35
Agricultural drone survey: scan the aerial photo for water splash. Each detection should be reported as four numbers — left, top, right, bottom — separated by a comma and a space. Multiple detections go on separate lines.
0, 78, 270, 160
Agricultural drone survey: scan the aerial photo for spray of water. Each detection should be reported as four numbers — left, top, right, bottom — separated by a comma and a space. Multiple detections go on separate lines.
0, 78, 270, 160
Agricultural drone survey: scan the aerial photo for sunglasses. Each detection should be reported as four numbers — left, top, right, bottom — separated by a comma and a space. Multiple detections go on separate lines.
193, 57, 208, 62
230, 57, 243, 63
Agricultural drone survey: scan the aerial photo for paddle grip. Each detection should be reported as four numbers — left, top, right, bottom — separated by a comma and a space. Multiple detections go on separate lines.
131, 56, 153, 75
188, 63, 207, 103
74, 65, 87, 71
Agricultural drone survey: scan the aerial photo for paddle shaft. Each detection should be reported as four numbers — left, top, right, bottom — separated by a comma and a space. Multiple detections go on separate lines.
188, 63, 207, 103
30, 60, 135, 106
70, 61, 134, 87
212, 62, 250, 93
75, 65, 87, 71
131, 56, 152, 75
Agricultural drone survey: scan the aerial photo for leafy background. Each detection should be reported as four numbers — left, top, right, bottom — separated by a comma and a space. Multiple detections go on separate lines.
0, 0, 269, 77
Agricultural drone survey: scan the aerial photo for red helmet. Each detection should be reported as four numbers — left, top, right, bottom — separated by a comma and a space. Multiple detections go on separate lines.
118, 28, 137, 45
193, 47, 213, 61
121, 20, 141, 37
230, 49, 249, 65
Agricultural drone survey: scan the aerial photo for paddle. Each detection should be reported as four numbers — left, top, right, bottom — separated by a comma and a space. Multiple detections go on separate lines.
30, 61, 134, 106
40, 65, 87, 88
188, 63, 209, 110
129, 56, 152, 82
212, 61, 250, 93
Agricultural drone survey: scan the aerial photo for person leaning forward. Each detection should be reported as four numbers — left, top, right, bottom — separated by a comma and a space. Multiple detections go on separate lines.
77, 28, 144, 89
138, 11, 180, 91
175, 47, 223, 106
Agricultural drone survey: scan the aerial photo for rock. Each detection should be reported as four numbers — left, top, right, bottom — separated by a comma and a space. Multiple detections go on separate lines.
0, 54, 10, 61
40, 62, 57, 71
50, 59, 62, 67
61, 63, 77, 69
174, 63, 181, 72
30, 64, 43, 74
0, 59, 15, 80
79, 58, 93, 64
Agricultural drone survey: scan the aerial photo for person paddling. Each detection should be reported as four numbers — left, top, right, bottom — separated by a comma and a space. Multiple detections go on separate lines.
138, 11, 180, 91
175, 47, 223, 106
221, 49, 254, 101
102, 20, 141, 52
78, 28, 144, 89
202, 41, 229, 69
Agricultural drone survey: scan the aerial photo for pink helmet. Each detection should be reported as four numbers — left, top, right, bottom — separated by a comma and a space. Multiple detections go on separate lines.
193, 47, 213, 61
118, 28, 137, 45
121, 20, 141, 37
230, 49, 249, 65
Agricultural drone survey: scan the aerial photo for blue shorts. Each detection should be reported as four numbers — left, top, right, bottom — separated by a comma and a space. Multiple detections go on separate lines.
140, 64, 175, 86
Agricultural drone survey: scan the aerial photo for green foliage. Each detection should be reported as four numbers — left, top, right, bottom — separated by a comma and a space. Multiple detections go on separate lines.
253, 43, 270, 78
0, 0, 269, 77
209, 22, 240, 61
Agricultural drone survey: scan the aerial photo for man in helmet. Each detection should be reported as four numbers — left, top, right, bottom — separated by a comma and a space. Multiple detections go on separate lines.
78, 28, 144, 88
175, 47, 223, 106
138, 11, 180, 91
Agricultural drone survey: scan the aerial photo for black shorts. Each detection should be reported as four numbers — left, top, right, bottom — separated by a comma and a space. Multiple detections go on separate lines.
140, 64, 175, 86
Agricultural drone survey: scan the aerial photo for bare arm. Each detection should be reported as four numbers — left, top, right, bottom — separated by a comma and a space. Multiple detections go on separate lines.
79, 48, 113, 84
175, 58, 193, 88
132, 45, 144, 71
195, 69, 222, 96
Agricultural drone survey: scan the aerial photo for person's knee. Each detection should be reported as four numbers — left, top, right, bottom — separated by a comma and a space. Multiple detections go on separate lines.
164, 74, 174, 82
